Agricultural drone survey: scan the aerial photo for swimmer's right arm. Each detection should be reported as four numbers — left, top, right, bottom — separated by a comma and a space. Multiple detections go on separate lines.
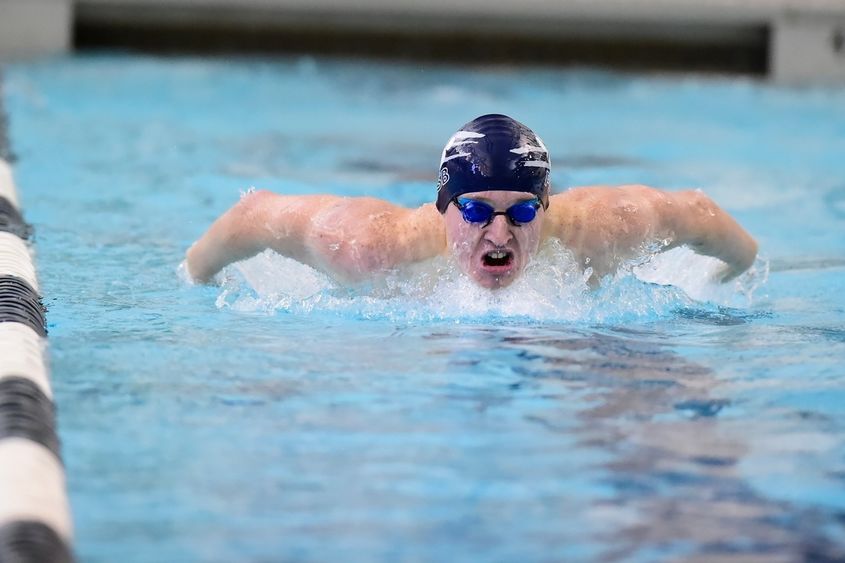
185, 191, 329, 283
185, 190, 445, 283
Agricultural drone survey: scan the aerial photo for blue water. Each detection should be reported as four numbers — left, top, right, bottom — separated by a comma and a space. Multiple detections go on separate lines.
4, 54, 845, 562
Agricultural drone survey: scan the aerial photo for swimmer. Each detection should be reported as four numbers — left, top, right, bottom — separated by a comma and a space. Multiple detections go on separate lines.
186, 114, 757, 289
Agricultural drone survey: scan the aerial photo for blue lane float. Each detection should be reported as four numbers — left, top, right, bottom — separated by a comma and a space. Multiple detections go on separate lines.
0, 83, 74, 562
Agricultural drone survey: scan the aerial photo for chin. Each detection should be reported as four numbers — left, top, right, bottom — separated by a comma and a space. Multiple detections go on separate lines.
470, 268, 521, 289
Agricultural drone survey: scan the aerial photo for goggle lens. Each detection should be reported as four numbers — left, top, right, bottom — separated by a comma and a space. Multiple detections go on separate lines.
458, 200, 496, 223
507, 201, 539, 224
455, 198, 540, 226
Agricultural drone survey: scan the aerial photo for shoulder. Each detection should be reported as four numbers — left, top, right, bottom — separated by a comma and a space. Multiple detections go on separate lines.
309, 196, 428, 233
237, 190, 342, 222
547, 184, 675, 216
549, 184, 672, 207
543, 185, 673, 240
307, 199, 445, 275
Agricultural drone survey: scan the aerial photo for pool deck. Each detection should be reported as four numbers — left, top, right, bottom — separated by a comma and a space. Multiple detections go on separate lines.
1, 1, 845, 78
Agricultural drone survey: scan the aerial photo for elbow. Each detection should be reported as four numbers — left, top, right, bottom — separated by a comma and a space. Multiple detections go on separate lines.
678, 190, 759, 275
234, 189, 273, 218
186, 190, 273, 284
185, 242, 213, 284
669, 189, 718, 244
225, 190, 274, 249
740, 234, 759, 271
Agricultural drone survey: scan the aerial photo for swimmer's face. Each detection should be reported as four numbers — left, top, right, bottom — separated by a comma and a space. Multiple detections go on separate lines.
444, 190, 544, 289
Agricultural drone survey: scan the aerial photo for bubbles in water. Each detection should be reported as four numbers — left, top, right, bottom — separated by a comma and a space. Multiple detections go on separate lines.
211, 240, 767, 324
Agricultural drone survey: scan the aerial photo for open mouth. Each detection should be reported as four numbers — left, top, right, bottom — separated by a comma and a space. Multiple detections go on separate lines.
482, 249, 514, 269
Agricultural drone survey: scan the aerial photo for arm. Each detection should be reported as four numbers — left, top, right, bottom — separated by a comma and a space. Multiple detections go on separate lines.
664, 188, 758, 281
185, 190, 445, 283
545, 185, 757, 281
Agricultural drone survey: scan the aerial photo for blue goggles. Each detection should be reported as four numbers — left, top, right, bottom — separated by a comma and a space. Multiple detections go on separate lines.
452, 197, 542, 227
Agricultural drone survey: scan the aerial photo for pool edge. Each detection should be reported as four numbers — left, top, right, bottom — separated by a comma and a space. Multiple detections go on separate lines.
0, 77, 75, 563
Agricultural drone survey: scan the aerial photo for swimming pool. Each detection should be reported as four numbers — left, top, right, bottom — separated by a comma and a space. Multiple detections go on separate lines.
4, 54, 845, 562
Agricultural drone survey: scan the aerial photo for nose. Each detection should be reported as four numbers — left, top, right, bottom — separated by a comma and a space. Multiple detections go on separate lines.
483, 214, 514, 246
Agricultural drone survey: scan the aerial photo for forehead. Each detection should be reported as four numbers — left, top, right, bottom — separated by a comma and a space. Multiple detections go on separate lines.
459, 190, 537, 205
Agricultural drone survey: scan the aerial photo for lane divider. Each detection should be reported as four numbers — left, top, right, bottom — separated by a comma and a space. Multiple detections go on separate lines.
0, 274, 45, 336
0, 94, 74, 562
0, 160, 18, 208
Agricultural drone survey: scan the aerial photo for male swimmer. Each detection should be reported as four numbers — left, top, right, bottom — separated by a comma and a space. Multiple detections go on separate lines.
186, 114, 757, 289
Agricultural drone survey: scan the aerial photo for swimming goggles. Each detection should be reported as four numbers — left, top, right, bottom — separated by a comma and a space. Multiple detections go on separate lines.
452, 196, 542, 227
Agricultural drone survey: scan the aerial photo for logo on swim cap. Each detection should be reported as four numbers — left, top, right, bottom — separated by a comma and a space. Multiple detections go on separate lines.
436, 167, 450, 192
435, 114, 551, 213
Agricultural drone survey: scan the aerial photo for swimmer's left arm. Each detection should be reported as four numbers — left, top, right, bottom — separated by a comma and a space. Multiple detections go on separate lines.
546, 186, 757, 282
663, 188, 758, 281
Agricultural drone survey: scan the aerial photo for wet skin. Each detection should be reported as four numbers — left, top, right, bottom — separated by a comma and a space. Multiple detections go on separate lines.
186, 186, 758, 288
443, 190, 544, 289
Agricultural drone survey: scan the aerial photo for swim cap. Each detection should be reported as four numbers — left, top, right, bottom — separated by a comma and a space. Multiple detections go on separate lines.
435, 114, 551, 213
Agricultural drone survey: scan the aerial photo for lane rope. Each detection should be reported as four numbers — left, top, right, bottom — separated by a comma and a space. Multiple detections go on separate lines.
0, 77, 75, 562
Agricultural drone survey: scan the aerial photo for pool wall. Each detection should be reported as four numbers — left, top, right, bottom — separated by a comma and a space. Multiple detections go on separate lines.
0, 77, 75, 563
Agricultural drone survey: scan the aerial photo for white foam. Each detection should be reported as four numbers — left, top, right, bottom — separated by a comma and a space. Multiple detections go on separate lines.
213, 241, 766, 323
633, 246, 769, 306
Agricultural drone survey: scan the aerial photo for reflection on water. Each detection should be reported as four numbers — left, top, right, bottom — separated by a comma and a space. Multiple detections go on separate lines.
440, 327, 845, 562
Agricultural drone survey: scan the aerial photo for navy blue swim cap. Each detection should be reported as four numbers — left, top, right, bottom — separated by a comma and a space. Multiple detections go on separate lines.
435, 114, 551, 213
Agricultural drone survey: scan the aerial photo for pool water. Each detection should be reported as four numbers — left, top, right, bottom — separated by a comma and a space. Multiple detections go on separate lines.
4, 54, 845, 562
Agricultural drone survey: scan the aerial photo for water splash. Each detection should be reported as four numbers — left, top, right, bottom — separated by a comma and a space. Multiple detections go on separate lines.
209, 239, 767, 324
633, 245, 769, 305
